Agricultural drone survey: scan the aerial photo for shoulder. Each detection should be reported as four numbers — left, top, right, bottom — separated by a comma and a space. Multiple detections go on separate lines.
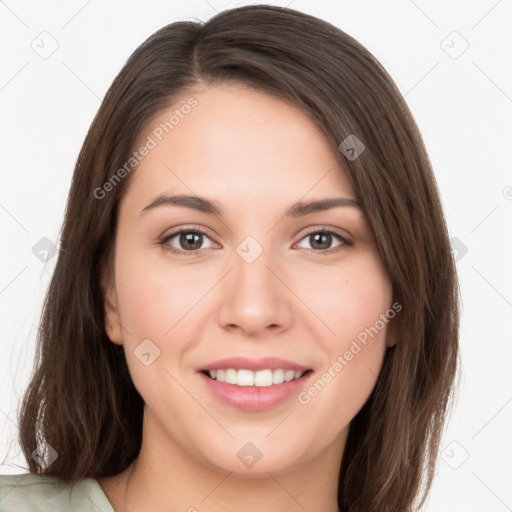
0, 473, 114, 512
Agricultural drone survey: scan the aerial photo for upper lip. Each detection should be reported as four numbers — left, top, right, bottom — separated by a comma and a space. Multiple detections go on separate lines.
198, 356, 311, 372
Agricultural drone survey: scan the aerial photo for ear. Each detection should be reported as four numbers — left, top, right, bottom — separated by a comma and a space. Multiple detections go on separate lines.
101, 259, 123, 345
385, 304, 401, 348
386, 335, 397, 348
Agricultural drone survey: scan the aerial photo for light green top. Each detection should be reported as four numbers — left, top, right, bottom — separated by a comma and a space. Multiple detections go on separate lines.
0, 473, 114, 511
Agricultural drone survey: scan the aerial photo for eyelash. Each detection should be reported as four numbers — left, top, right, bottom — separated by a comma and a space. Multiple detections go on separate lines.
158, 225, 353, 256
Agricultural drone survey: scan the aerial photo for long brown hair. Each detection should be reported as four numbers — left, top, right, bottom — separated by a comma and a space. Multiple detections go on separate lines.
18, 5, 460, 511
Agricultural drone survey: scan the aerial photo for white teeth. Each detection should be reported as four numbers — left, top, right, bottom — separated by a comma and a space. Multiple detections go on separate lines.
207, 368, 306, 387
225, 368, 237, 384
238, 369, 255, 386
272, 368, 284, 384
254, 369, 272, 387
284, 370, 295, 382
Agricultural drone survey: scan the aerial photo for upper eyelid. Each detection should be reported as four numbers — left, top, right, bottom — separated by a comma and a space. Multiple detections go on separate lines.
160, 225, 351, 248
299, 225, 351, 239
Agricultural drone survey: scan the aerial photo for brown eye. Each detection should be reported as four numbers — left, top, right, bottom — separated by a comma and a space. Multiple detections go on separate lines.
296, 229, 351, 253
160, 229, 216, 253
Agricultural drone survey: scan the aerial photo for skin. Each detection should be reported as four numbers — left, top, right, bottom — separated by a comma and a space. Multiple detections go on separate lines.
98, 83, 396, 512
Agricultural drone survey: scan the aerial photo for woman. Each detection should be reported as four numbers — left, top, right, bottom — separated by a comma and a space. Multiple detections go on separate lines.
0, 4, 459, 511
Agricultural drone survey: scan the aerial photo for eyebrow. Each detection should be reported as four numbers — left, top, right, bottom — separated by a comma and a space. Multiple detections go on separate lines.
140, 194, 361, 218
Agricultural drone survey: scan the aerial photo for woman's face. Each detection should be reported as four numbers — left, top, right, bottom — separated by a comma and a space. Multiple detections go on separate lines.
104, 83, 395, 475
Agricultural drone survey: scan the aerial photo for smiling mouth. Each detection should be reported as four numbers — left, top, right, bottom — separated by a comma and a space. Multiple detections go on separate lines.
200, 368, 313, 387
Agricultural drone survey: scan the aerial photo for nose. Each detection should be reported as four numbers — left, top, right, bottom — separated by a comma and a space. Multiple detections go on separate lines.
216, 241, 294, 337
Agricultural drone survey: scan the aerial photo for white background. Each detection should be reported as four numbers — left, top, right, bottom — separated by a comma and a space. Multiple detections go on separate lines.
1, 1, 511, 510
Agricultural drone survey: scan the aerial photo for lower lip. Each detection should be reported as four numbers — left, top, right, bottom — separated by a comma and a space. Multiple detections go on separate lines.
199, 371, 313, 412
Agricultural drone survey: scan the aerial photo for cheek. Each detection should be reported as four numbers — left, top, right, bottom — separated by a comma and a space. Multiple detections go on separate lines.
114, 245, 207, 340
113, 252, 200, 407
293, 251, 392, 346
293, 253, 392, 424
297, 338, 387, 451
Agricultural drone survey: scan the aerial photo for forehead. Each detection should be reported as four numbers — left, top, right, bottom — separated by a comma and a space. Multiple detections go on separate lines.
124, 84, 356, 213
